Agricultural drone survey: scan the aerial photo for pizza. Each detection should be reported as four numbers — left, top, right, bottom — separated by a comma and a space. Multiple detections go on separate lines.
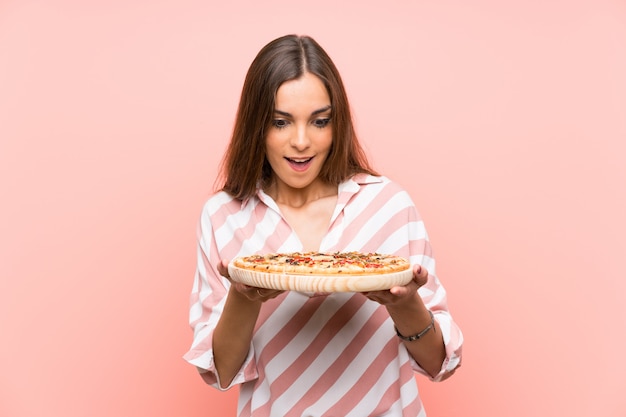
232, 251, 410, 276
229, 252, 413, 292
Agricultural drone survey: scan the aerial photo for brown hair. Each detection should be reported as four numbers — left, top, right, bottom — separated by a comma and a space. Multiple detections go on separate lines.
218, 34, 377, 200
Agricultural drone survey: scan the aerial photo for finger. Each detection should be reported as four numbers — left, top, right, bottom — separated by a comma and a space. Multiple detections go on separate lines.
413, 264, 428, 287
389, 285, 410, 296
365, 294, 383, 304
253, 288, 284, 301
362, 291, 391, 304
217, 259, 231, 278
238, 286, 263, 301
266, 290, 285, 300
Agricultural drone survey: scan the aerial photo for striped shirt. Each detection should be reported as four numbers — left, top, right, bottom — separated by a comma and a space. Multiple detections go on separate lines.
184, 174, 463, 417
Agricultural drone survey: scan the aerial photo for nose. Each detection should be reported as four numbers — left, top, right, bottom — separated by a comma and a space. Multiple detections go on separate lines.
290, 124, 311, 151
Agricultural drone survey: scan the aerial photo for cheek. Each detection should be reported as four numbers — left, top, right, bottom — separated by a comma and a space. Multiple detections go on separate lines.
315, 129, 333, 151
264, 134, 281, 156
264, 137, 286, 171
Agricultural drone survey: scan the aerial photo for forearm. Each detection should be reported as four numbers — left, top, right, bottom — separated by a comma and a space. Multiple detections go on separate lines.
212, 287, 262, 388
386, 295, 446, 378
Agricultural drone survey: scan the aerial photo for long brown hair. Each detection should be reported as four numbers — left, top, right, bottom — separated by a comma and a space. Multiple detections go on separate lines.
218, 34, 377, 200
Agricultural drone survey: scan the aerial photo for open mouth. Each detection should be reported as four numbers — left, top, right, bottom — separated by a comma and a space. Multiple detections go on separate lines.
285, 157, 314, 171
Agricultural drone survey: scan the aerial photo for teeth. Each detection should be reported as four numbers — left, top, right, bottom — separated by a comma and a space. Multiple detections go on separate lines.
288, 157, 312, 163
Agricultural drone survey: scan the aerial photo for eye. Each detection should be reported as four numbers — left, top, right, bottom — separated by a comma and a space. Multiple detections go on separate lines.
313, 118, 331, 129
272, 119, 290, 129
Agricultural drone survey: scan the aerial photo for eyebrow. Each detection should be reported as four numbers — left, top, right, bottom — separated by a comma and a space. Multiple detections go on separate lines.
273, 105, 332, 118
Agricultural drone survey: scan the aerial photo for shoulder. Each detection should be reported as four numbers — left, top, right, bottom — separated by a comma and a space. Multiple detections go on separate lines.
198, 191, 257, 230
201, 191, 237, 215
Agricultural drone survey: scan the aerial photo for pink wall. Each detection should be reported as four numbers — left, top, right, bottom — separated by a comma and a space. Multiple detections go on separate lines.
1, 1, 625, 416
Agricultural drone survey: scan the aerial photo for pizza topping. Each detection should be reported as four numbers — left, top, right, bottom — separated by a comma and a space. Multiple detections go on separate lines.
233, 251, 410, 276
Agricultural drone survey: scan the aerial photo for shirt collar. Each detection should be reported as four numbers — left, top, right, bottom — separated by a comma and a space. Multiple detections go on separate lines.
337, 173, 382, 200
250, 173, 382, 210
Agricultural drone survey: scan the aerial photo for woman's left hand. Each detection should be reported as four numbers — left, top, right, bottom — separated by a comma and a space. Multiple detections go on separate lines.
362, 264, 428, 307
363, 264, 446, 378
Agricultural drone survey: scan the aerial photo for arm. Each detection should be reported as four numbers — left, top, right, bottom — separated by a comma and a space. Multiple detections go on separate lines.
183, 201, 283, 389
363, 265, 446, 378
212, 260, 283, 388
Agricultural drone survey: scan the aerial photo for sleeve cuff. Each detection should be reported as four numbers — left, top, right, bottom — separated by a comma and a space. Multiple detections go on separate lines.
183, 345, 258, 390
410, 311, 463, 382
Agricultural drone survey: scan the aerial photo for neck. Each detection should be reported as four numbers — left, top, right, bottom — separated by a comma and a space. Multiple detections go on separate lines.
266, 180, 337, 209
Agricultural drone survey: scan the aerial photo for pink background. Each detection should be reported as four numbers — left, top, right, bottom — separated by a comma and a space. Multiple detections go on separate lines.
1, 1, 625, 416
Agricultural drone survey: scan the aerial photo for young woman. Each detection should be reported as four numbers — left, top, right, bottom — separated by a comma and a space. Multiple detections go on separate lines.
184, 34, 463, 417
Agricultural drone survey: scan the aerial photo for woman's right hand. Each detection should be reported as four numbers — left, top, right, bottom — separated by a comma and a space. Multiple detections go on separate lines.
217, 259, 285, 302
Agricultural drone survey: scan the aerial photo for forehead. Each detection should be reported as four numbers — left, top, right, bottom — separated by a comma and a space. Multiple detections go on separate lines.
275, 73, 330, 112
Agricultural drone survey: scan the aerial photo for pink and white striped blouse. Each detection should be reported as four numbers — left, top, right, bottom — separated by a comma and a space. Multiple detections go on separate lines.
184, 174, 463, 417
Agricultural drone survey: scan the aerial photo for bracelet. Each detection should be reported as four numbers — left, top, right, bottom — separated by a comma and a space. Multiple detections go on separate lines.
394, 310, 435, 342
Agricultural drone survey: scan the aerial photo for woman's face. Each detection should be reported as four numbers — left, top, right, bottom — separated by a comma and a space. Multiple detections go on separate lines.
265, 72, 333, 193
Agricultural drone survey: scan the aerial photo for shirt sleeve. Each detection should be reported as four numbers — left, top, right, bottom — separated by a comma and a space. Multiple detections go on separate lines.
405, 200, 464, 382
182, 202, 259, 390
